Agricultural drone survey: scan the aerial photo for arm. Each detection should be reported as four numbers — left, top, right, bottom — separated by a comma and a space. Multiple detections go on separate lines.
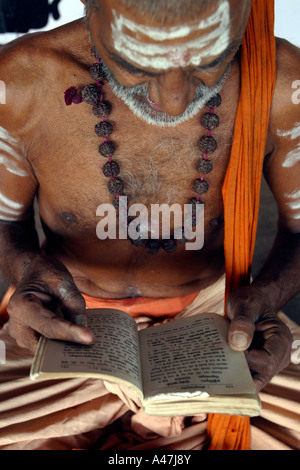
226, 39, 300, 391
0, 42, 94, 352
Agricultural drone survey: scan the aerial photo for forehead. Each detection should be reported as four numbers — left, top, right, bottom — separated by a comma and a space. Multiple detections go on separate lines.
95, 0, 246, 70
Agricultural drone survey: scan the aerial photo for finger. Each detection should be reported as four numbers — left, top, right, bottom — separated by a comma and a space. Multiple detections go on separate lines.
56, 280, 88, 326
9, 319, 39, 354
245, 349, 276, 391
247, 323, 292, 374
8, 293, 94, 344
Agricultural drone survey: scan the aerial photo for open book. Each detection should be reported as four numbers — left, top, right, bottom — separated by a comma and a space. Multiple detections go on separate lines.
30, 308, 261, 417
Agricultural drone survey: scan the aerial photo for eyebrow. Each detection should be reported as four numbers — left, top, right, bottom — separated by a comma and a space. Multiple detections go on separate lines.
107, 50, 161, 77
105, 37, 242, 77
196, 38, 242, 71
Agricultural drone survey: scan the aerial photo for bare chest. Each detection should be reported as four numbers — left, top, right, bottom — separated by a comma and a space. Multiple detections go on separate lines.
30, 79, 239, 240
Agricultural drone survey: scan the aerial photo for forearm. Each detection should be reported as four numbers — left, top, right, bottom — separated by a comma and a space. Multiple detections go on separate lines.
0, 218, 41, 285
252, 226, 300, 311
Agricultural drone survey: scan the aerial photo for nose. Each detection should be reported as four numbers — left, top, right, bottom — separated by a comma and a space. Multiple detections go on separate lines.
149, 70, 195, 116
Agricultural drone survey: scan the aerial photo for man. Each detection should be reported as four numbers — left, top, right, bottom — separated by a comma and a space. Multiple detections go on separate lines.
0, 0, 299, 450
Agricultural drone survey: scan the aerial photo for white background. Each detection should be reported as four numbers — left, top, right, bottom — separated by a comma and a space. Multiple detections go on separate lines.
0, 0, 300, 47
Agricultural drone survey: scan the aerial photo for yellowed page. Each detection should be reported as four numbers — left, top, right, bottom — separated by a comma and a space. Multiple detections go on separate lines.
139, 313, 257, 400
31, 308, 142, 393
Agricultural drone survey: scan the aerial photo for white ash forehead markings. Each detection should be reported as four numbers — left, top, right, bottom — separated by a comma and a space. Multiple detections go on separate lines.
111, 1, 231, 69
0, 126, 29, 177
112, 1, 230, 41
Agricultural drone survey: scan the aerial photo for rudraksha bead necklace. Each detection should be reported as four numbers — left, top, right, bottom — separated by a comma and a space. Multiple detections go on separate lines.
64, 47, 222, 255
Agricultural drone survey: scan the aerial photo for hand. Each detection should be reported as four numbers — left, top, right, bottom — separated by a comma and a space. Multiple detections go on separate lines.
225, 285, 293, 391
7, 255, 94, 353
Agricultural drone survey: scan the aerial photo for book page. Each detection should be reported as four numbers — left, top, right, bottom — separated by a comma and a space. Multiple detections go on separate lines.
33, 309, 142, 391
139, 313, 256, 399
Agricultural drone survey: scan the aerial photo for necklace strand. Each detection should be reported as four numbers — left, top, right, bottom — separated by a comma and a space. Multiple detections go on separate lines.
64, 46, 222, 255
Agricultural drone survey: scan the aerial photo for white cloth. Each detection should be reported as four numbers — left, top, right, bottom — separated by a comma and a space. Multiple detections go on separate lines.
0, 276, 299, 450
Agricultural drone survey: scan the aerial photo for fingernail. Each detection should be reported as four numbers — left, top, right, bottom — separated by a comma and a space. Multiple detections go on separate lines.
231, 332, 249, 350
79, 330, 94, 344
74, 314, 88, 327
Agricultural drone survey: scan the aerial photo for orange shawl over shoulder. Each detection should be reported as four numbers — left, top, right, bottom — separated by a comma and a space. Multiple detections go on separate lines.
207, 0, 276, 450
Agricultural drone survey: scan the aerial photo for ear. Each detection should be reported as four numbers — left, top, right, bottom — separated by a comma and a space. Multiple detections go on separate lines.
80, 0, 86, 4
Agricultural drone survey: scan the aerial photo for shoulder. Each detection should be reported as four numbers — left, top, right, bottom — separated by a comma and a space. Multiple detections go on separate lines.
264, 38, 300, 234
270, 38, 300, 131
0, 19, 90, 134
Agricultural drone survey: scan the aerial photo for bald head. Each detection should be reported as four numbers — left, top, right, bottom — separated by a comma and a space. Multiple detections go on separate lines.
86, 0, 251, 25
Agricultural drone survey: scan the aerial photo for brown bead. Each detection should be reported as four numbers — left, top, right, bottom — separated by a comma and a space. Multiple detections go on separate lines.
108, 177, 124, 195
206, 93, 222, 108
191, 214, 198, 227
201, 112, 220, 130
196, 158, 213, 174
199, 136, 218, 154
187, 199, 204, 227
93, 102, 111, 118
193, 179, 209, 194
145, 240, 160, 255
81, 84, 100, 105
90, 63, 106, 81
99, 141, 115, 157
188, 199, 204, 221
112, 195, 126, 210
102, 160, 120, 177
189, 197, 204, 207
95, 121, 113, 137
161, 239, 178, 253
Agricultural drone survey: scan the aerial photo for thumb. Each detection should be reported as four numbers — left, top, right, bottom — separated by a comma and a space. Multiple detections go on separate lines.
225, 292, 256, 352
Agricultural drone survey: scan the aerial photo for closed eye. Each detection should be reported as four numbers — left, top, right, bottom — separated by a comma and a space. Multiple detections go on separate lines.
109, 52, 161, 77
195, 40, 242, 72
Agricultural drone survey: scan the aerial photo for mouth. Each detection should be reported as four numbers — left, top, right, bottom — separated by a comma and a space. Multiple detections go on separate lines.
145, 96, 164, 113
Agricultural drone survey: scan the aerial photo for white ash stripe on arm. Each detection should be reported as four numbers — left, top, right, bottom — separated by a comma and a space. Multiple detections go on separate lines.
0, 126, 29, 177
0, 192, 24, 221
277, 122, 300, 140
0, 127, 34, 221
276, 124, 300, 169
282, 143, 300, 168
284, 189, 300, 220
